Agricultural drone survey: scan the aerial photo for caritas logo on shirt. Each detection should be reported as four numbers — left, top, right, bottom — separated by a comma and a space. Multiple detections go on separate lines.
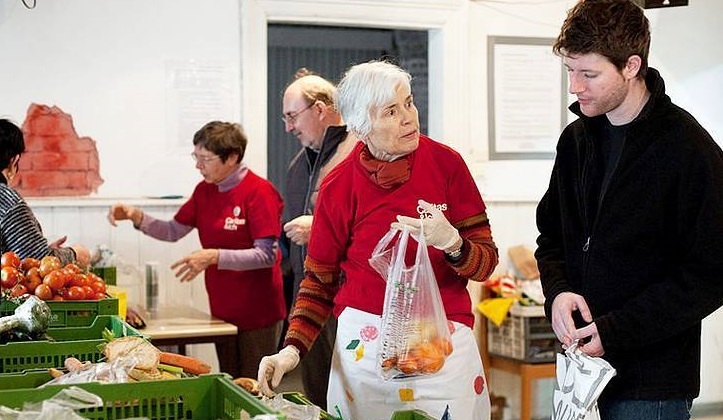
417, 202, 448, 219
224, 206, 246, 231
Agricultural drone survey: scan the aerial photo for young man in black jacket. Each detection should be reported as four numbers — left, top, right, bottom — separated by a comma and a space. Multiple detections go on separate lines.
280, 69, 356, 409
536, 1, 723, 419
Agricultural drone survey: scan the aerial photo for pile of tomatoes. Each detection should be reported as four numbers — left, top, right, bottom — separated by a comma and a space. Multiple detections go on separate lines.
1, 251, 107, 301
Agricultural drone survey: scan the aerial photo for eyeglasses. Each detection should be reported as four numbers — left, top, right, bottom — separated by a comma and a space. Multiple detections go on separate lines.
191, 153, 220, 164
281, 102, 314, 124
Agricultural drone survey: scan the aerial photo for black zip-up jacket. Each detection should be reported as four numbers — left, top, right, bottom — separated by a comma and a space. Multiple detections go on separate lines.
283, 125, 351, 297
536, 68, 723, 400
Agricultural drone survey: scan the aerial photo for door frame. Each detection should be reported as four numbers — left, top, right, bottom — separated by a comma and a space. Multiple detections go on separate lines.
239, 0, 470, 177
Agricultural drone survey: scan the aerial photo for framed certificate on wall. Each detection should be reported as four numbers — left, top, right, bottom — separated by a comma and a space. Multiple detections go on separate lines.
487, 36, 568, 160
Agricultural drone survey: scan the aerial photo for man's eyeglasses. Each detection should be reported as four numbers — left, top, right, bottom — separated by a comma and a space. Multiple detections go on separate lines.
191, 153, 220, 164
281, 102, 314, 124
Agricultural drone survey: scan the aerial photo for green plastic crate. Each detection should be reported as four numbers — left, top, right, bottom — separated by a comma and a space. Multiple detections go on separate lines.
281, 392, 340, 420
90, 266, 117, 286
0, 315, 141, 373
390, 409, 436, 420
0, 373, 284, 419
0, 297, 119, 328
0, 370, 55, 390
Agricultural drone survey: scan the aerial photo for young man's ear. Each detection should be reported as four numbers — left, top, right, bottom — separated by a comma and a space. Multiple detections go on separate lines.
623, 55, 643, 80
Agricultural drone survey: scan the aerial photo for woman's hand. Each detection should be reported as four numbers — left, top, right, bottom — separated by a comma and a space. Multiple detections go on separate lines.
108, 204, 143, 227
71, 244, 91, 268
284, 215, 313, 246
392, 199, 461, 252
257, 345, 300, 397
171, 249, 219, 282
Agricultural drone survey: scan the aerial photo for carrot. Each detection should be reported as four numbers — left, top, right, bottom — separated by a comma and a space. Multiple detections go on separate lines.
158, 352, 211, 375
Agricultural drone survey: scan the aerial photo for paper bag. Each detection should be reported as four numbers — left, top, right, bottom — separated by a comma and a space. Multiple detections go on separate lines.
552, 342, 616, 420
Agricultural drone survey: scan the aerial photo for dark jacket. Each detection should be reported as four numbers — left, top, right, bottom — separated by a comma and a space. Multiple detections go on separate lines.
283, 125, 353, 298
536, 68, 723, 400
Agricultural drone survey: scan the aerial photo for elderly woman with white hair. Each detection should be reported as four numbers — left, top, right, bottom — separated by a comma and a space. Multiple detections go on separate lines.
258, 60, 498, 419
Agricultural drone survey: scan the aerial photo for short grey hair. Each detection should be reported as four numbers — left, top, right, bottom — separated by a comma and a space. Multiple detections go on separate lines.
335, 61, 412, 139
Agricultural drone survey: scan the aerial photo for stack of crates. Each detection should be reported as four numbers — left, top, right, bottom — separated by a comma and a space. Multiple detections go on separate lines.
0, 295, 284, 419
0, 371, 282, 419
487, 304, 560, 363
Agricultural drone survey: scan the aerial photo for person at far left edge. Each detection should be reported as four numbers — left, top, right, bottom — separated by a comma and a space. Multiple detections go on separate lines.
108, 121, 286, 379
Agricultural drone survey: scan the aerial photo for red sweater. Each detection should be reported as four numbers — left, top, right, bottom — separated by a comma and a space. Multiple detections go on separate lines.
175, 170, 286, 330
285, 136, 498, 355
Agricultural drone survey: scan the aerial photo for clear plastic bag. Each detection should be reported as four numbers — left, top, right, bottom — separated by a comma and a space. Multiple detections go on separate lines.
370, 226, 453, 381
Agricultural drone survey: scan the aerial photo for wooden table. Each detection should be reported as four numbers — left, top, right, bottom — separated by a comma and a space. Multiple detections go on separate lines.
140, 305, 237, 357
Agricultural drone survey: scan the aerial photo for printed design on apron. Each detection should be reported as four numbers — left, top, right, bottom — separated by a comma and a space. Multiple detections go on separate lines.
474, 374, 486, 395
344, 323, 379, 363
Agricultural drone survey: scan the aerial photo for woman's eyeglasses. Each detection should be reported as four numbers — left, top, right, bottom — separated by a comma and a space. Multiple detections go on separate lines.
191, 153, 220, 164
281, 102, 314, 124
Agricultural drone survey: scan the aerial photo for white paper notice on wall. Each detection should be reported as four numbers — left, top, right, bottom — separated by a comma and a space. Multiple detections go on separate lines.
552, 342, 616, 420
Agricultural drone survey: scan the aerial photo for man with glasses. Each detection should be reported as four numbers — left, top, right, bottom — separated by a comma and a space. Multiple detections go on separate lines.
280, 68, 356, 409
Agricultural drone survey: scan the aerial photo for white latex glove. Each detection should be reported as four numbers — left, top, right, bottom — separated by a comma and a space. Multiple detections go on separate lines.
257, 345, 300, 397
391, 199, 461, 251
283, 215, 314, 246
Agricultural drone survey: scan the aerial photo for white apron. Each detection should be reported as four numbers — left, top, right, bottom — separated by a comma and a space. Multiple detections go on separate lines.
327, 307, 491, 420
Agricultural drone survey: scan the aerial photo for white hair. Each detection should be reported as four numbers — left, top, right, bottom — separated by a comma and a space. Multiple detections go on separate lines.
334, 61, 412, 139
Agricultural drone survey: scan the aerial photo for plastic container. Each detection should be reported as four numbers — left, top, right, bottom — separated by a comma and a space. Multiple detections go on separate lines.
0, 315, 142, 373
145, 261, 159, 312
390, 409, 436, 420
0, 297, 119, 328
487, 304, 560, 363
90, 266, 117, 286
0, 373, 284, 419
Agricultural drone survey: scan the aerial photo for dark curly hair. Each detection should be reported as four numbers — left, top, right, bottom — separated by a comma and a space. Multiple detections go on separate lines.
0, 119, 25, 171
553, 0, 650, 78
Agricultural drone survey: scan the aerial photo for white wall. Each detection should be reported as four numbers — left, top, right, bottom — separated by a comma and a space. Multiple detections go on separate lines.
2, 0, 722, 416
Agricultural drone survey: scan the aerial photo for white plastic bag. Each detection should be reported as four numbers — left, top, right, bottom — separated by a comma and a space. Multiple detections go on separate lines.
370, 226, 453, 381
552, 342, 616, 420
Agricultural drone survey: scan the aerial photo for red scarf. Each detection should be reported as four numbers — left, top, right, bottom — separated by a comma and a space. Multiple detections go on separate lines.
358, 145, 411, 189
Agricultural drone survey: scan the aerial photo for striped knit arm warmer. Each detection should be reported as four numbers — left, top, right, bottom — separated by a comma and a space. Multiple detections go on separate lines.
1, 200, 53, 261
448, 211, 499, 282
283, 256, 341, 358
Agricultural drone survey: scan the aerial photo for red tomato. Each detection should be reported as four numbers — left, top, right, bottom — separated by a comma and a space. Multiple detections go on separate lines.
89, 280, 106, 294
66, 285, 87, 300
82, 285, 95, 299
58, 268, 74, 287
20, 257, 40, 272
34, 283, 53, 300
39, 255, 62, 277
10, 283, 27, 297
43, 270, 66, 291
1, 251, 21, 269
1, 266, 23, 289
68, 273, 89, 288
90, 291, 107, 300
24, 267, 42, 293
56, 287, 70, 299
64, 263, 82, 274
86, 272, 104, 284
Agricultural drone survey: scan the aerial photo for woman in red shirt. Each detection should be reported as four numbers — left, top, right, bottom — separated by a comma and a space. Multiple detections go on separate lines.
109, 121, 286, 379
258, 61, 499, 419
